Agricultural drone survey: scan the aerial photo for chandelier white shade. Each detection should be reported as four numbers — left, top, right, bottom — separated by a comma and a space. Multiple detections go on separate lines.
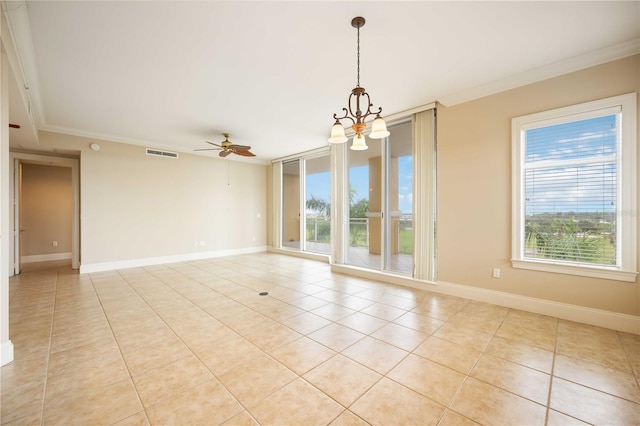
370, 116, 390, 139
350, 133, 368, 150
328, 122, 348, 144
328, 17, 389, 151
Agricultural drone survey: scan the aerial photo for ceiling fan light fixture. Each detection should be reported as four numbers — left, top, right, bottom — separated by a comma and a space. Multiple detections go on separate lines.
195, 133, 255, 157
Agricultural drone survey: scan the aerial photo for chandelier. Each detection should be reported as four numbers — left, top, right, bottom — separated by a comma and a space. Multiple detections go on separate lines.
328, 17, 389, 150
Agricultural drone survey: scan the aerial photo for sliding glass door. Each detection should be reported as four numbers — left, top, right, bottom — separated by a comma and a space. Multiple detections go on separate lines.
345, 121, 413, 274
281, 153, 331, 254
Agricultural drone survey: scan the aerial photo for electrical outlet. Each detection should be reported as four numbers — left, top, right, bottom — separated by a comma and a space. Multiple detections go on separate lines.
52, 241, 58, 247
492, 268, 501, 278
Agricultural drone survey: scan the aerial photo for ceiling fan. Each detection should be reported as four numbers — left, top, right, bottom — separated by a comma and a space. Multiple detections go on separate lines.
194, 133, 255, 157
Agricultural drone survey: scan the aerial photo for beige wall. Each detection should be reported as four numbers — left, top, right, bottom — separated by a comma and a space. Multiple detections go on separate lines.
38, 131, 267, 266
437, 55, 639, 316
20, 163, 72, 257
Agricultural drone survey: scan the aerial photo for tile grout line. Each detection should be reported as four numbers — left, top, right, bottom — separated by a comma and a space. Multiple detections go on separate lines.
172, 264, 352, 424
89, 272, 151, 425
115, 269, 213, 423
38, 266, 61, 426
553, 326, 640, 411
433, 304, 510, 425
162, 262, 399, 424
616, 330, 640, 391
544, 316, 560, 425
116, 267, 272, 425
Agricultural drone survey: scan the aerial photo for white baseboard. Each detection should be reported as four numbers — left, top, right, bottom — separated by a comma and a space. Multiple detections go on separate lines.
22, 252, 72, 263
268, 247, 331, 263
80, 246, 267, 274
1, 340, 14, 366
331, 263, 437, 289
329, 263, 639, 335
434, 280, 640, 335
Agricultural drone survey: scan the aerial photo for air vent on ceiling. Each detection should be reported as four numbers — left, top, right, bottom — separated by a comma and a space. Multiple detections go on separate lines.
146, 148, 178, 159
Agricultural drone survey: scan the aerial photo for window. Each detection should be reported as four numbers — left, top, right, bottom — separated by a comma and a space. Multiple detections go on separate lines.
512, 93, 637, 282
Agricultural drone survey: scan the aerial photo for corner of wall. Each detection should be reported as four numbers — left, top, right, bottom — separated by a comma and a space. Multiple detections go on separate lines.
1, 339, 14, 366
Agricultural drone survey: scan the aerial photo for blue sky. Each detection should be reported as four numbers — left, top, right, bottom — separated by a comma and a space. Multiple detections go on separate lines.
305, 171, 331, 204
525, 114, 617, 215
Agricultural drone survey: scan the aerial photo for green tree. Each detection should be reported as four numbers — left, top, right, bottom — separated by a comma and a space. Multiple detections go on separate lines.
305, 188, 370, 219
305, 195, 331, 243
348, 188, 369, 246
304, 188, 371, 246
349, 198, 369, 218
306, 195, 330, 218
525, 216, 613, 264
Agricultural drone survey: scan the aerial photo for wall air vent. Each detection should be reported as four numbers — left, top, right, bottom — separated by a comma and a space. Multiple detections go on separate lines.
146, 148, 178, 159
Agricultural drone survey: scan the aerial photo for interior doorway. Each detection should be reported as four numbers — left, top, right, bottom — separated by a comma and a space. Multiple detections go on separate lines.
9, 153, 79, 275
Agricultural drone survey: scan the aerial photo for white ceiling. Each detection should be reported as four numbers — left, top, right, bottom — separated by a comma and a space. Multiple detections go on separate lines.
5, 1, 640, 162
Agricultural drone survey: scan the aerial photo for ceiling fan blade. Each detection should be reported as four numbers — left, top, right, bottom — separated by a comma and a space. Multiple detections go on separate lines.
219, 150, 232, 158
204, 141, 222, 147
233, 149, 256, 157
229, 144, 252, 151
194, 148, 222, 151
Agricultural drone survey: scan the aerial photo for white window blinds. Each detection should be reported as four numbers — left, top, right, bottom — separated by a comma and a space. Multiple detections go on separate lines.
523, 112, 619, 266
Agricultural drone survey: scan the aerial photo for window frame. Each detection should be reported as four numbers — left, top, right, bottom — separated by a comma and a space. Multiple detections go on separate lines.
511, 93, 637, 282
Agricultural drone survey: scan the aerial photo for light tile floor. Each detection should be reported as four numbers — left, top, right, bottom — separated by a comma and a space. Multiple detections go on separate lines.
2, 253, 640, 425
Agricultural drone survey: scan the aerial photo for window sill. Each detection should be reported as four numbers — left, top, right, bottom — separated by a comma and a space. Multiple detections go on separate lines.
511, 259, 638, 282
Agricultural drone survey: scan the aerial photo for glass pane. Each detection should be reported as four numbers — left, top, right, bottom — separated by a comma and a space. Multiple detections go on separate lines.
282, 160, 300, 250
386, 122, 413, 274
525, 115, 617, 164
305, 155, 331, 254
347, 138, 382, 269
524, 115, 618, 266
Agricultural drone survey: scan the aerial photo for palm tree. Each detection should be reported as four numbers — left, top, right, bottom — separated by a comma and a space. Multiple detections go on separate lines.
306, 195, 330, 218
525, 216, 611, 264
305, 188, 369, 219
304, 188, 370, 246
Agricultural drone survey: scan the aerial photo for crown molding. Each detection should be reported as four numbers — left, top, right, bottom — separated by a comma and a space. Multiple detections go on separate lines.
39, 125, 270, 165
1, 1, 43, 127
438, 38, 640, 107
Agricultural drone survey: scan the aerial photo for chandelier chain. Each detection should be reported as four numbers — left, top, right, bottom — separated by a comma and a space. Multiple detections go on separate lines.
356, 25, 360, 87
